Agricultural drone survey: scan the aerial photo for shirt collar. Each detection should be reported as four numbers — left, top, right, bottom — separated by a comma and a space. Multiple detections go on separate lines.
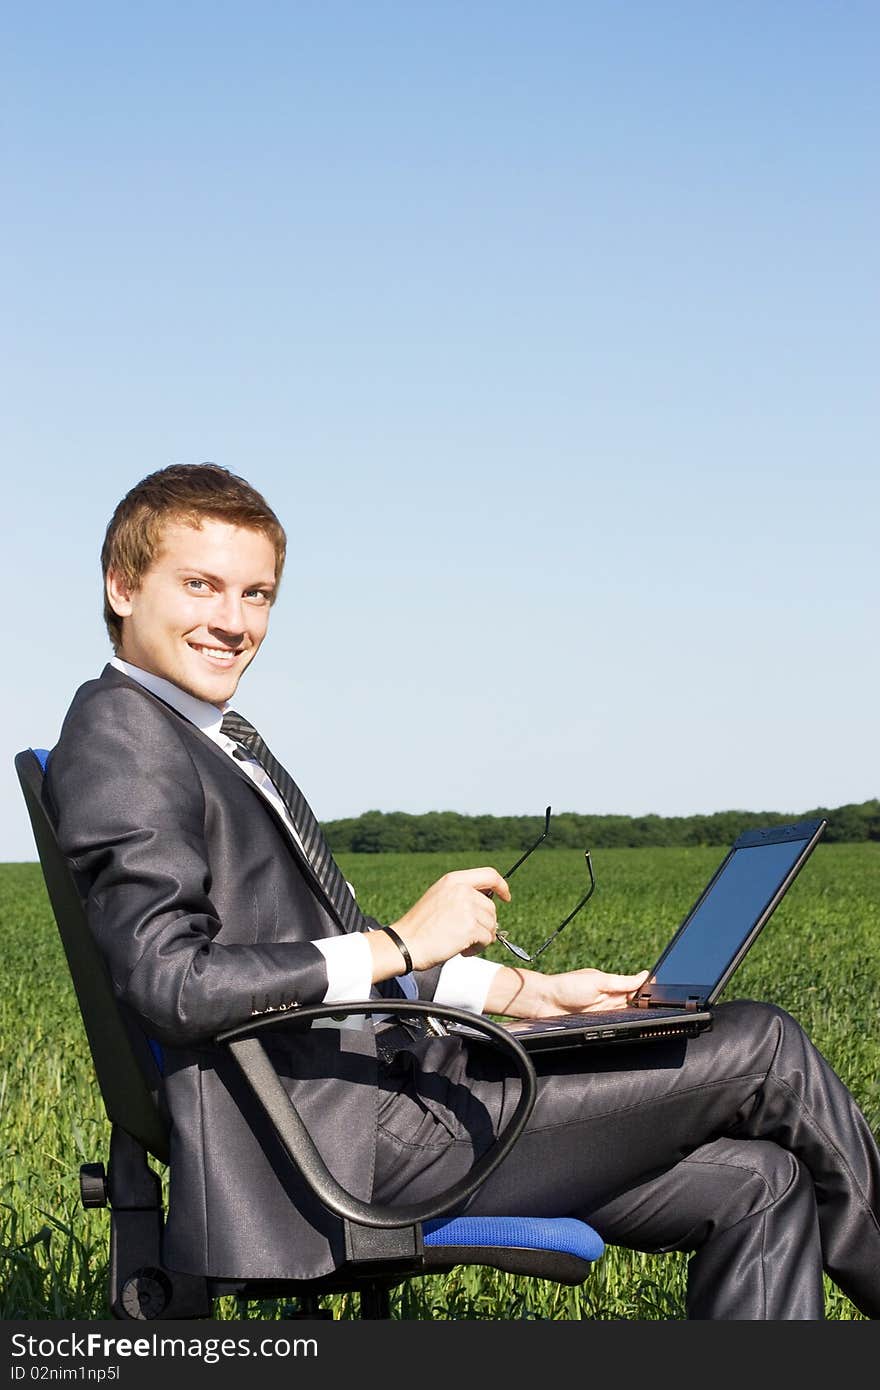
110, 657, 227, 739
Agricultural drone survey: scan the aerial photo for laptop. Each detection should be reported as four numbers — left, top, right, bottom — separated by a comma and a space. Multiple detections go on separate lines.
486, 817, 827, 1053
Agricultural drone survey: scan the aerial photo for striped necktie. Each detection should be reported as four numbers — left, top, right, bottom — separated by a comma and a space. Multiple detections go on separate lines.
220, 709, 364, 933
219, 708, 432, 1035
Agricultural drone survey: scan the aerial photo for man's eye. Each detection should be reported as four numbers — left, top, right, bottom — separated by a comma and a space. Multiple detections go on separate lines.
186, 579, 207, 591
244, 589, 271, 603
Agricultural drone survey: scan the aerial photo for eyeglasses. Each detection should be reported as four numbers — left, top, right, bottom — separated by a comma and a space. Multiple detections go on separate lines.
491, 806, 596, 963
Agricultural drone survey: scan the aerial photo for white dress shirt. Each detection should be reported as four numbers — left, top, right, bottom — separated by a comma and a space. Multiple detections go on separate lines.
110, 659, 501, 1016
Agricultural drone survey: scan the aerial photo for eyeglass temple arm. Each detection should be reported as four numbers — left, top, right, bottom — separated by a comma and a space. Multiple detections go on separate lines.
528, 851, 596, 956
500, 805, 552, 881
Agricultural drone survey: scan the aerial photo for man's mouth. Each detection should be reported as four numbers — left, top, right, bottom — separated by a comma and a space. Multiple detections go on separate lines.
189, 643, 243, 665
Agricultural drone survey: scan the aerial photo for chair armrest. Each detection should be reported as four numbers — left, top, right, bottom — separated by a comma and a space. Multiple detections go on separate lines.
215, 999, 537, 1228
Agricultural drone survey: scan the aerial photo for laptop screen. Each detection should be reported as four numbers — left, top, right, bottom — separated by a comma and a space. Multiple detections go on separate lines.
650, 835, 812, 991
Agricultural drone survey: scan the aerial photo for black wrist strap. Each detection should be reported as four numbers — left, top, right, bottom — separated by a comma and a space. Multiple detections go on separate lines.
381, 925, 414, 975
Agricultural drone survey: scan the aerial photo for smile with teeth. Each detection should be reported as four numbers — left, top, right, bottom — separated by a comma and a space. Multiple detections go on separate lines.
190, 643, 243, 664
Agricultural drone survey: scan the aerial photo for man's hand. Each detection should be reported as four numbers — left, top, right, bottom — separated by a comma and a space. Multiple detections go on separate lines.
485, 964, 651, 1019
538, 967, 651, 1015
379, 867, 511, 974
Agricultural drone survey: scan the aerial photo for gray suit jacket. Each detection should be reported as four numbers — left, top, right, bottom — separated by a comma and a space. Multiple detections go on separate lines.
46, 665, 441, 1280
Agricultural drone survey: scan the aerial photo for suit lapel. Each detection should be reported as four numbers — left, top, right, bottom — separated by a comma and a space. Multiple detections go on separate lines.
98, 666, 350, 931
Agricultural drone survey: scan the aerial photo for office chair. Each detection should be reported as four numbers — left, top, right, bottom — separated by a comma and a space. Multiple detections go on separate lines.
15, 746, 605, 1320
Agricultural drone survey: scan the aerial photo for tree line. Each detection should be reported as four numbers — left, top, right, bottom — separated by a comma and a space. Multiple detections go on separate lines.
324, 799, 880, 854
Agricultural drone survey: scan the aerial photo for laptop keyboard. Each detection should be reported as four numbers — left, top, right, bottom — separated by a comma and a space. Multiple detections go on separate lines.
507, 1006, 688, 1032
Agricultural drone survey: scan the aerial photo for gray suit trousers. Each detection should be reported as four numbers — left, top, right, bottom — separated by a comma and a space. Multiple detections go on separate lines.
373, 999, 880, 1319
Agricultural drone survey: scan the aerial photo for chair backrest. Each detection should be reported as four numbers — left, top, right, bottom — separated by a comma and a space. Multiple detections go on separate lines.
14, 748, 170, 1162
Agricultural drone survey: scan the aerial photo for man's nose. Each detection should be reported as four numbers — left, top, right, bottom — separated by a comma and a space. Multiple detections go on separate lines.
211, 591, 246, 636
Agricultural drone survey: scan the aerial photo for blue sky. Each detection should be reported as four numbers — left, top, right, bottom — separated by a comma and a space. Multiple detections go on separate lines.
3, 2, 877, 861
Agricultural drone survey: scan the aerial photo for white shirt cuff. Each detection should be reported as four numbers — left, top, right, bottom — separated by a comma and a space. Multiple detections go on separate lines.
314, 931, 373, 1001
313, 935, 502, 1022
313, 930, 420, 1028
435, 954, 502, 1015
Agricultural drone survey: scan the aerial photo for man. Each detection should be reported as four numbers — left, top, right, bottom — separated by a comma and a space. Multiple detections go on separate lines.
47, 463, 880, 1319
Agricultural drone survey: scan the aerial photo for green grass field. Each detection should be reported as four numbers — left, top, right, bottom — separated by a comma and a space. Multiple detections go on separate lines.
1, 844, 878, 1320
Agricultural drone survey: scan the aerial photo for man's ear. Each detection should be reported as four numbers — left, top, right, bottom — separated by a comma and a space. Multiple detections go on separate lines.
106, 570, 134, 618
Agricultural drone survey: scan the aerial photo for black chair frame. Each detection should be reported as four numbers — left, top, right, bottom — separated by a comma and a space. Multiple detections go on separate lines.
15, 747, 602, 1320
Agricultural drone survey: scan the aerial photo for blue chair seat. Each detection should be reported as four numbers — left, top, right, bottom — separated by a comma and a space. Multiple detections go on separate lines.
424, 1214, 604, 1261
421, 1214, 603, 1282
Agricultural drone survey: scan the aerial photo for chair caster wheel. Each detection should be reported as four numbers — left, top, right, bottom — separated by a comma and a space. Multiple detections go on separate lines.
119, 1267, 173, 1319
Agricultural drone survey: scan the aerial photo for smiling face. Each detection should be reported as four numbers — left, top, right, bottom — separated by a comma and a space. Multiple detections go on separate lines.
106, 517, 277, 706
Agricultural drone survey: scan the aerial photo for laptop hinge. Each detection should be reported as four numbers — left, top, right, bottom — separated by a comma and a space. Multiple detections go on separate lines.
685, 996, 703, 1012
